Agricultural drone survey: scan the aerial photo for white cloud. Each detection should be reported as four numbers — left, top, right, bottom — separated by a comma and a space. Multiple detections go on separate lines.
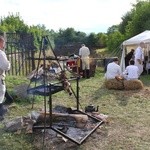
0, 0, 137, 33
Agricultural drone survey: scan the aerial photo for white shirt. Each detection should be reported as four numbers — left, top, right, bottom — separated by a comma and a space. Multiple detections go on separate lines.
134, 46, 144, 76
0, 49, 10, 77
146, 62, 150, 70
134, 46, 144, 62
123, 65, 139, 80
79, 46, 90, 58
105, 62, 122, 79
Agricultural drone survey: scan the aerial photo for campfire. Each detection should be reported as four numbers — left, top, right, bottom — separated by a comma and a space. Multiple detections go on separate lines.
32, 105, 103, 144
4, 105, 104, 145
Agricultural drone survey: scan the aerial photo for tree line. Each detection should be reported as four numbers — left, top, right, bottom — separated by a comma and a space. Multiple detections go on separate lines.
107, 0, 150, 52
0, 0, 150, 55
0, 13, 107, 53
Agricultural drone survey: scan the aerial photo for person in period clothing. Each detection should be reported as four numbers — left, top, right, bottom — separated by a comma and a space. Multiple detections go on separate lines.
79, 44, 90, 78
125, 49, 135, 67
105, 57, 122, 80
0, 36, 11, 120
123, 60, 139, 80
134, 42, 146, 76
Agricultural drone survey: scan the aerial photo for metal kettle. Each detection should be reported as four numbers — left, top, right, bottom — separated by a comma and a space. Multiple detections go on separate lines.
85, 104, 99, 112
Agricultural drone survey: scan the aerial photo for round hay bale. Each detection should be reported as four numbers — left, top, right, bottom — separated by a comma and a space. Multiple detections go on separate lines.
104, 79, 124, 90
124, 80, 144, 90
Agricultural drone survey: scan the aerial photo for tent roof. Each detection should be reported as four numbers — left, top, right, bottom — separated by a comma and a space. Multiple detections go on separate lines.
123, 30, 150, 46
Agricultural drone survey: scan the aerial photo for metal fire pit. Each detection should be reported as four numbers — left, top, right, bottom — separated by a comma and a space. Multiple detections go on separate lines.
27, 52, 103, 145
26, 36, 104, 145
51, 111, 103, 145
33, 108, 103, 145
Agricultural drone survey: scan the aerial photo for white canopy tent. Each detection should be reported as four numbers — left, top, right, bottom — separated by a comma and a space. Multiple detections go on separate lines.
120, 30, 150, 72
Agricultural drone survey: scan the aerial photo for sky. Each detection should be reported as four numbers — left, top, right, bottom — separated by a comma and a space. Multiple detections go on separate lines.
0, 0, 137, 34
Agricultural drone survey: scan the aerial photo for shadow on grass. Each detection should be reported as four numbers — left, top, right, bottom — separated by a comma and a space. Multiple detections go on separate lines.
91, 83, 140, 107
140, 74, 150, 86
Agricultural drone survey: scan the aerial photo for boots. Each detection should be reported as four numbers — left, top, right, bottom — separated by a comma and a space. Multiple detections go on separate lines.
82, 70, 86, 78
0, 103, 7, 120
86, 69, 90, 79
3, 90, 13, 105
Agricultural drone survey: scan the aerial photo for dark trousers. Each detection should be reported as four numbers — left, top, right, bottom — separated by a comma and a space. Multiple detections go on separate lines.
82, 69, 90, 78
4, 90, 13, 104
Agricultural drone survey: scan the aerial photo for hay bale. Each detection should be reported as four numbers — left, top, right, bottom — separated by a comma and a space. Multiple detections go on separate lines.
104, 79, 124, 90
124, 79, 144, 90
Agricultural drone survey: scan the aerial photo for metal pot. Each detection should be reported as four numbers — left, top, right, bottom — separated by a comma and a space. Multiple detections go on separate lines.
85, 105, 99, 112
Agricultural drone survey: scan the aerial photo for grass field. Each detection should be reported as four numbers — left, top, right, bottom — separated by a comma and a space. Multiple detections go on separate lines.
0, 67, 150, 150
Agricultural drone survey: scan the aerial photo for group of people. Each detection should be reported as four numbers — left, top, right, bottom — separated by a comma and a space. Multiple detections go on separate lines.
105, 42, 146, 81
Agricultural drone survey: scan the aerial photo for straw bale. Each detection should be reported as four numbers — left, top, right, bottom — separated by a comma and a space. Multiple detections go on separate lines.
104, 79, 124, 90
124, 79, 144, 90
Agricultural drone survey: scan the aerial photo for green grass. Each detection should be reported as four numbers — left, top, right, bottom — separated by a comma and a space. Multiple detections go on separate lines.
0, 69, 150, 150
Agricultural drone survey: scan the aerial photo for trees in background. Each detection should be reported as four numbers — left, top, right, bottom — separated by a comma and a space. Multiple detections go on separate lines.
54, 28, 87, 46
125, 1, 150, 37
0, 0, 150, 54
0, 14, 107, 53
107, 0, 150, 51
107, 31, 124, 52
0, 13, 28, 33
28, 24, 55, 50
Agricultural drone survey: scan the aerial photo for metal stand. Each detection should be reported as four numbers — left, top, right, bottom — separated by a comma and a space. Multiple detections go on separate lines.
27, 35, 103, 145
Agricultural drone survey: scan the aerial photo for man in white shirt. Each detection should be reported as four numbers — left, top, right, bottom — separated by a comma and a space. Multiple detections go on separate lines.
123, 60, 139, 80
79, 44, 90, 78
0, 36, 10, 119
146, 61, 150, 74
105, 57, 122, 80
134, 42, 145, 76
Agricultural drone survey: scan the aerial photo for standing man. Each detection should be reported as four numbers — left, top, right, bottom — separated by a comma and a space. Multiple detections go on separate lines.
0, 36, 10, 119
134, 42, 145, 76
125, 49, 135, 67
105, 57, 122, 80
79, 44, 90, 78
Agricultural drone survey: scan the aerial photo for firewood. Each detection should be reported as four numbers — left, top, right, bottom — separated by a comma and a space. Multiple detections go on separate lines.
38, 112, 88, 128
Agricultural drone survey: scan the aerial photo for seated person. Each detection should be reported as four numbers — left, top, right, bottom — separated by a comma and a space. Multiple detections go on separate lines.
48, 61, 61, 74
123, 60, 139, 80
47, 64, 55, 74
105, 57, 122, 80
27, 64, 44, 81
